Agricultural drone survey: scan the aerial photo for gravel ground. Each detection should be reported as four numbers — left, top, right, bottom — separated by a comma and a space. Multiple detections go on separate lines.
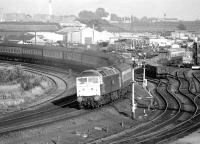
170, 130, 200, 144
0, 83, 154, 144
169, 69, 200, 144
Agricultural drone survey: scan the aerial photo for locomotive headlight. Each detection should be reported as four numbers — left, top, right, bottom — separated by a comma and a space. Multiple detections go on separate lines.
94, 95, 101, 101
77, 96, 83, 102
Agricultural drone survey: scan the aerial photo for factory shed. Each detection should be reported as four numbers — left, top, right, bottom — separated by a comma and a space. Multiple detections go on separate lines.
58, 27, 114, 44
0, 22, 62, 44
18, 36, 47, 45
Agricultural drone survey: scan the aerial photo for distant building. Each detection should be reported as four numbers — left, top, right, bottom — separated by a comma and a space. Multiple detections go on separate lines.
32, 14, 49, 22
149, 38, 174, 47
183, 50, 193, 64
158, 18, 178, 22
171, 30, 195, 40
0, 22, 62, 44
58, 27, 114, 44
4, 13, 28, 22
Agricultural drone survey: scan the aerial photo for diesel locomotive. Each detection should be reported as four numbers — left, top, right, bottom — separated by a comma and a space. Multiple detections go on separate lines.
76, 63, 132, 108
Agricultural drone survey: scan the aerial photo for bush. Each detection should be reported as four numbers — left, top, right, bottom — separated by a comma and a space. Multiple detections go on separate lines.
0, 65, 47, 91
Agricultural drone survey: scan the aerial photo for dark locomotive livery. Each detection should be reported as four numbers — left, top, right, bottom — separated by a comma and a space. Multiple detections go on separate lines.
76, 63, 132, 108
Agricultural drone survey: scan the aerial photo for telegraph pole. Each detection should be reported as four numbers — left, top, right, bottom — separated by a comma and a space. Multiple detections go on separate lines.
142, 53, 147, 88
131, 66, 136, 119
92, 24, 95, 44
195, 37, 199, 65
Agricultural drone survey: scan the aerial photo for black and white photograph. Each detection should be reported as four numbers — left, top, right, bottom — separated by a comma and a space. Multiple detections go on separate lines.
0, 0, 200, 143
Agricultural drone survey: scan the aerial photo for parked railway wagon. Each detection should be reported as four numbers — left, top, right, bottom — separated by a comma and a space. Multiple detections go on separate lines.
167, 48, 185, 60
76, 63, 132, 108
134, 64, 157, 78
135, 64, 176, 78
156, 66, 176, 77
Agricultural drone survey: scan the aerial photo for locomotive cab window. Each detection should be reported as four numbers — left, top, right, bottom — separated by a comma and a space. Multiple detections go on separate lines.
77, 77, 87, 84
88, 77, 98, 84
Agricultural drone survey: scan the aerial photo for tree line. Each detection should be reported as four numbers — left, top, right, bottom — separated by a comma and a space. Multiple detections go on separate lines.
77, 8, 187, 31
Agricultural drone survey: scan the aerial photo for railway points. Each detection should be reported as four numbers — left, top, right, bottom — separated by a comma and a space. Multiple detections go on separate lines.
1, 43, 200, 144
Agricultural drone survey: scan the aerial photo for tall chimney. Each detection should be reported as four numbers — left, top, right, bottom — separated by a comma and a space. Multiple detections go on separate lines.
48, 0, 52, 20
0, 8, 3, 22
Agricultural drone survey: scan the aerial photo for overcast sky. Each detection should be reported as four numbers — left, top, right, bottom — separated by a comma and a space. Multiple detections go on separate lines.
0, 0, 200, 21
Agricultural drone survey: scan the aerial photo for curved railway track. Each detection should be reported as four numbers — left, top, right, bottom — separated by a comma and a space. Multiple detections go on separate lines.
2, 60, 200, 144
0, 61, 82, 134
88, 69, 200, 144
88, 75, 179, 144
0, 62, 71, 115
0, 61, 135, 136
134, 69, 198, 144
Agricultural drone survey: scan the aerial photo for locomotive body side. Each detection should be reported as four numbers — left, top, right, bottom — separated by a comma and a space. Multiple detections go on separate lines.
116, 63, 132, 88
98, 67, 121, 95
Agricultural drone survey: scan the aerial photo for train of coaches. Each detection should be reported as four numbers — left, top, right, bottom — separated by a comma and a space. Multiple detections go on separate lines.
0, 43, 199, 108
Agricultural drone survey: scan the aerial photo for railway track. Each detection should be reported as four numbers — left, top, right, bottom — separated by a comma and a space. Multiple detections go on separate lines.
88, 75, 180, 143
2, 60, 200, 144
132, 69, 200, 144
0, 62, 71, 115
0, 61, 82, 134
134, 69, 198, 144
88, 68, 200, 144
0, 61, 136, 136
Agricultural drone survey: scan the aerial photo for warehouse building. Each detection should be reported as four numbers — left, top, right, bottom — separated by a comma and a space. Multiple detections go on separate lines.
58, 27, 114, 44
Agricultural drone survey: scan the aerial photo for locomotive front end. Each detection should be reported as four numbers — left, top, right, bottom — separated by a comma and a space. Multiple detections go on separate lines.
76, 70, 103, 107
76, 76, 101, 101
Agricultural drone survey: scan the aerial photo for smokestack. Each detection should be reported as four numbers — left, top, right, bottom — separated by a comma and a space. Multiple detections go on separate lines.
48, 0, 52, 20
0, 8, 3, 22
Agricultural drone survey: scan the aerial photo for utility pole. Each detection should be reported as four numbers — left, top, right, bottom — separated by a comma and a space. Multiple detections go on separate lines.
143, 53, 147, 88
131, 66, 136, 119
92, 24, 95, 44
196, 37, 199, 65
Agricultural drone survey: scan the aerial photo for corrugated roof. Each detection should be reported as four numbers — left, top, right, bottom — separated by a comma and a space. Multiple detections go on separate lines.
0, 22, 62, 32
57, 27, 81, 33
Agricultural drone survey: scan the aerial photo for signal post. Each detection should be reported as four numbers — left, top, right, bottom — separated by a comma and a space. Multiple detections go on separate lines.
131, 66, 136, 119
